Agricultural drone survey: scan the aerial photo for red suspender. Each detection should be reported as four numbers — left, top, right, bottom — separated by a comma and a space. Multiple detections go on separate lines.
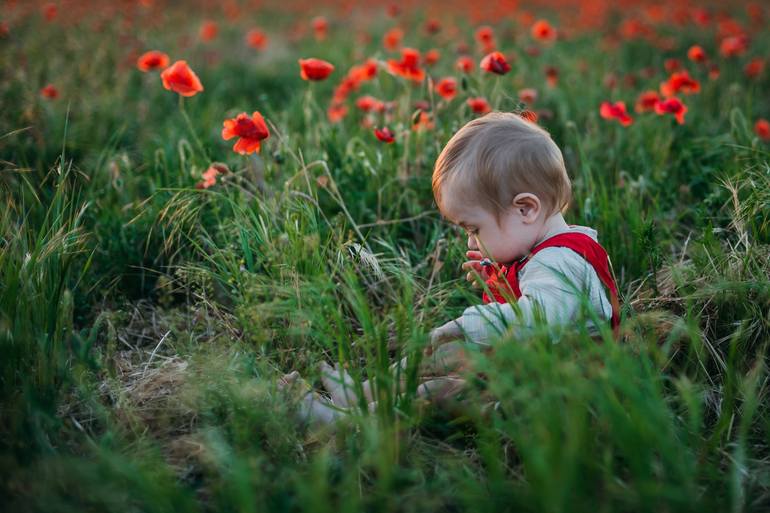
480, 232, 622, 339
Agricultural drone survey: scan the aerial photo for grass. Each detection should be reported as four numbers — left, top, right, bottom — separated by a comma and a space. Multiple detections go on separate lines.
1, 1, 769, 511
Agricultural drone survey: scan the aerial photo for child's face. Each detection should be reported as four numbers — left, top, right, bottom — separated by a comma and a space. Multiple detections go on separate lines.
440, 184, 545, 263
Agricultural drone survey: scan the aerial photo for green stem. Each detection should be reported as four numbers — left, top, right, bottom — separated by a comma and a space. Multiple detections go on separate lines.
178, 96, 210, 161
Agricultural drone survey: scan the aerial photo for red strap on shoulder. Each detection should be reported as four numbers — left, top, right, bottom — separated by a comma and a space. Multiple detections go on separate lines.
480, 231, 622, 339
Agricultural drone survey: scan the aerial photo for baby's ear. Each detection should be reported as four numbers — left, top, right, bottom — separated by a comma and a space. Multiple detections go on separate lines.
512, 193, 541, 221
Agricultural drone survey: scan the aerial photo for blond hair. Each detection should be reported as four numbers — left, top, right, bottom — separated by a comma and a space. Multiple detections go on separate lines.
432, 111, 571, 224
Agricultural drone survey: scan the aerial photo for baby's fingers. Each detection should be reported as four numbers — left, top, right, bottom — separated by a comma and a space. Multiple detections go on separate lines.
466, 250, 483, 260
461, 260, 484, 272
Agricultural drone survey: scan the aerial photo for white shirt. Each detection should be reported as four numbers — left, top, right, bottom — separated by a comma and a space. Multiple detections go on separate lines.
459, 225, 615, 346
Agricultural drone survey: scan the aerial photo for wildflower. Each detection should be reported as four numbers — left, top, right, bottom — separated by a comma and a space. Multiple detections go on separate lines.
374, 127, 395, 143
687, 45, 707, 63
664, 58, 682, 73
383, 27, 403, 51
654, 97, 687, 124
480, 51, 511, 75
518, 88, 537, 104
161, 60, 204, 97
635, 90, 660, 113
755, 118, 770, 141
387, 48, 425, 82
327, 101, 347, 123
413, 100, 430, 111
475, 25, 495, 52
349, 58, 378, 82
196, 163, 229, 189
355, 95, 385, 113
42, 2, 57, 21
719, 35, 749, 57
660, 70, 700, 97
40, 84, 59, 99
545, 66, 558, 87
0, 21, 8, 38
424, 49, 440, 66
467, 97, 491, 114
246, 29, 267, 50
424, 19, 441, 35
311, 16, 328, 41
455, 56, 474, 73
435, 77, 457, 101
599, 101, 633, 126
412, 111, 434, 131
221, 111, 270, 154
744, 58, 764, 79
299, 58, 335, 81
137, 50, 169, 72
199, 20, 218, 42
531, 20, 556, 42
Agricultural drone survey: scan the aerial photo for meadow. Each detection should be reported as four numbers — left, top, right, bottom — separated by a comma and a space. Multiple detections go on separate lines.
1, 0, 770, 511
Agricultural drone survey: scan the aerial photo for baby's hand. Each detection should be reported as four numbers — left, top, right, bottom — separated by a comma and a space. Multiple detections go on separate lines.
461, 250, 492, 288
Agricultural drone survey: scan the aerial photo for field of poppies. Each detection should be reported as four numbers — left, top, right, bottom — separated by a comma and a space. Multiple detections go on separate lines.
2, 0, 770, 511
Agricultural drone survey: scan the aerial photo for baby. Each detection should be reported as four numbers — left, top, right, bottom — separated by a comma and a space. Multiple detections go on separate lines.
281, 111, 621, 426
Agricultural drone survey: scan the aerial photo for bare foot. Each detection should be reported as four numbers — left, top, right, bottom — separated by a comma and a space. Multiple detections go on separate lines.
278, 370, 346, 426
319, 361, 358, 408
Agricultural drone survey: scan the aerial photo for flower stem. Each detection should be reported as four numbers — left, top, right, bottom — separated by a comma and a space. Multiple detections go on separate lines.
178, 96, 210, 161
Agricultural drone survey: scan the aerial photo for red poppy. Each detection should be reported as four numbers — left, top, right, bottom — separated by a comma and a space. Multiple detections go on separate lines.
246, 29, 267, 50
42, 2, 57, 21
720, 35, 749, 57
654, 97, 687, 124
424, 19, 441, 35
355, 95, 385, 113
349, 58, 378, 82
519, 110, 538, 123
744, 58, 764, 79
299, 58, 335, 81
480, 52, 510, 75
518, 88, 537, 104
456, 56, 473, 73
413, 100, 430, 112
664, 58, 682, 73
412, 111, 434, 131
545, 66, 559, 88
660, 71, 700, 97
311, 16, 328, 41
327, 101, 348, 123
383, 27, 403, 51
387, 48, 425, 82
222, 111, 270, 154
0, 21, 8, 39
40, 84, 59, 99
692, 8, 711, 26
755, 118, 770, 141
635, 90, 660, 113
467, 97, 491, 114
531, 20, 556, 42
137, 50, 169, 72
687, 45, 707, 63
475, 26, 495, 52
435, 77, 457, 101
424, 49, 440, 66
374, 127, 395, 143
161, 60, 204, 97
599, 101, 633, 126
199, 20, 218, 42
196, 163, 229, 189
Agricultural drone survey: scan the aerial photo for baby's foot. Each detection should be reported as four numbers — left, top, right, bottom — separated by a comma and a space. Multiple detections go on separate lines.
278, 370, 345, 426
319, 361, 358, 408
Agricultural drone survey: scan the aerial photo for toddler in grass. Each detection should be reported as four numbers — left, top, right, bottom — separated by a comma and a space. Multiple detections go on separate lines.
280, 111, 621, 426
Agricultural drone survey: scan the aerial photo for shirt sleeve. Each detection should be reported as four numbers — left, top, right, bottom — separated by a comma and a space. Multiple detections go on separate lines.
457, 248, 589, 346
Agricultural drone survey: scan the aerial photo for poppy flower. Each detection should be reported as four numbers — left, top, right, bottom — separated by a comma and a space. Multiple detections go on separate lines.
137, 50, 169, 72
455, 56, 473, 73
531, 20, 556, 42
755, 118, 770, 141
708, 64, 720, 80
0, 21, 8, 39
599, 101, 633, 126
349, 58, 378, 82
660, 70, 700, 97
199, 20, 218, 42
424, 49, 440, 66
519, 110, 538, 123
664, 58, 682, 73
355, 95, 385, 113
413, 100, 430, 112
311, 16, 328, 41
40, 84, 59, 99
467, 97, 491, 114
435, 77, 457, 101
687, 45, 707, 63
720, 35, 748, 57
383, 27, 403, 51
387, 48, 425, 82
161, 60, 204, 97
299, 58, 335, 81
221, 111, 270, 154
654, 97, 687, 124
196, 163, 229, 189
744, 58, 764, 79
475, 26, 495, 52
42, 2, 57, 21
246, 29, 267, 50
518, 88, 537, 104
545, 66, 559, 88
374, 127, 395, 143
327, 101, 348, 123
480, 51, 510, 75
424, 19, 441, 35
412, 111, 434, 131
635, 90, 660, 113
